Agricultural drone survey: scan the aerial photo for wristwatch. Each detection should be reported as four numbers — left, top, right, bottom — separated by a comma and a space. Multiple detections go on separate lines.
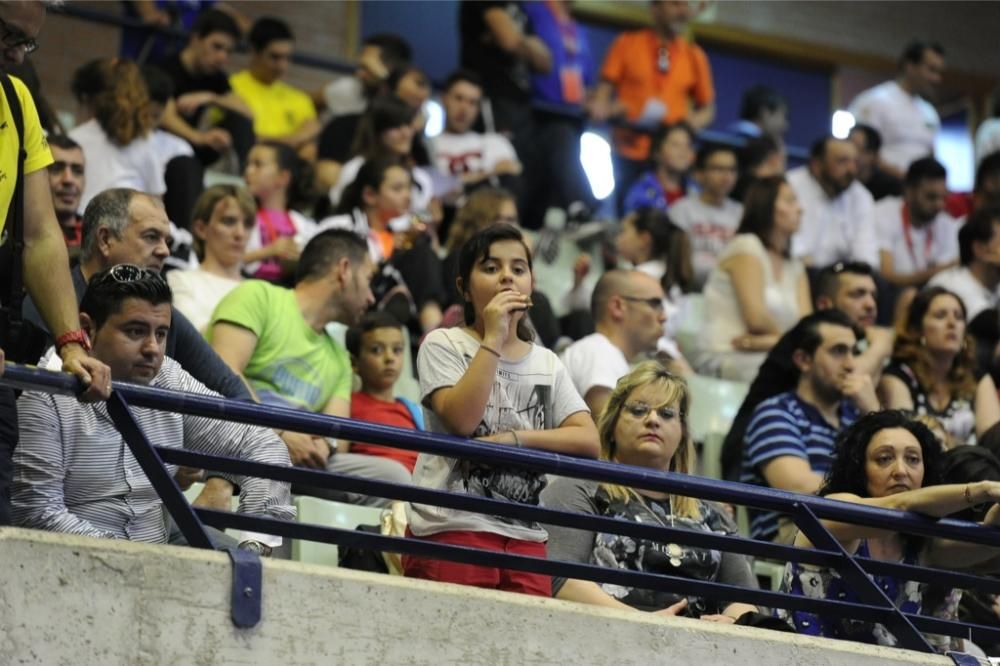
55, 329, 92, 353
237, 539, 272, 557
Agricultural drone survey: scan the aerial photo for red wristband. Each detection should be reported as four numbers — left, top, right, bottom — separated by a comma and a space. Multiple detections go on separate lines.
55, 329, 92, 353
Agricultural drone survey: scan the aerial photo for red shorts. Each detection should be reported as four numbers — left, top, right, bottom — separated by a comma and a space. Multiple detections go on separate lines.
402, 529, 551, 597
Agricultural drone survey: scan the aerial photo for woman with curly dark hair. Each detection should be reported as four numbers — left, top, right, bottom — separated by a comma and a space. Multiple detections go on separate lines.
778, 410, 1000, 650
878, 286, 1000, 445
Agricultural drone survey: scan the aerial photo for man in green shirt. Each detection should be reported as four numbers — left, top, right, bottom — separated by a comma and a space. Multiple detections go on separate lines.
210, 229, 410, 504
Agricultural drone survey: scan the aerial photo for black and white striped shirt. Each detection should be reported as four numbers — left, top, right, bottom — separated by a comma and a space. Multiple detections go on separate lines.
12, 354, 294, 543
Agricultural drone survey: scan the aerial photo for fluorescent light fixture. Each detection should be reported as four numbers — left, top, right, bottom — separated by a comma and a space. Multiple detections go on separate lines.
580, 130, 615, 200
423, 99, 444, 138
831, 110, 856, 140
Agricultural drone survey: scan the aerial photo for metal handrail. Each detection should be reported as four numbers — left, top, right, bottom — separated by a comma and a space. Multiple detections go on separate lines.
6, 361, 1000, 657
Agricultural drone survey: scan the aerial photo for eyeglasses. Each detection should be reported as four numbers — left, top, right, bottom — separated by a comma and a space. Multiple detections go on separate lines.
90, 263, 163, 287
620, 295, 665, 311
623, 402, 678, 421
0, 18, 38, 55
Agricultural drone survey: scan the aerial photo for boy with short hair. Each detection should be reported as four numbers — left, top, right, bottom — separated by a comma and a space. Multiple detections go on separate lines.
346, 312, 422, 474
668, 143, 743, 289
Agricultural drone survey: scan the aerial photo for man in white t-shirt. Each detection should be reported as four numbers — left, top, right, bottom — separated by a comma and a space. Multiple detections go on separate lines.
561, 270, 666, 417
430, 69, 521, 193
848, 41, 944, 179
876, 157, 957, 288
788, 136, 878, 268
668, 144, 742, 288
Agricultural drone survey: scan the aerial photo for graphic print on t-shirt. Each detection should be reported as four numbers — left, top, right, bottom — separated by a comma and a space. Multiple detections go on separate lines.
465, 363, 553, 506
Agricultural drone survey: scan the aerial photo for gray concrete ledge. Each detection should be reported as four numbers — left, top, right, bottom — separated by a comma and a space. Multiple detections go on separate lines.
0, 527, 949, 665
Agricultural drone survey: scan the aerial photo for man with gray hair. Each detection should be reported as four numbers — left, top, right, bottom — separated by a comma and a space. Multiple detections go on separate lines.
22, 188, 252, 509
560, 270, 667, 418
24, 187, 251, 404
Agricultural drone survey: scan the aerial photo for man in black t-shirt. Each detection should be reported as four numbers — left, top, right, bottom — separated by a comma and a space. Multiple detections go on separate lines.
158, 9, 254, 169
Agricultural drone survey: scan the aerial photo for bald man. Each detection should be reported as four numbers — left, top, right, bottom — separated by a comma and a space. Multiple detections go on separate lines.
561, 270, 667, 417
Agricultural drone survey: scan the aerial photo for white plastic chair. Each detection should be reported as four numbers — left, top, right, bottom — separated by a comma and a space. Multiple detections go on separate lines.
291, 496, 384, 568
685, 373, 749, 479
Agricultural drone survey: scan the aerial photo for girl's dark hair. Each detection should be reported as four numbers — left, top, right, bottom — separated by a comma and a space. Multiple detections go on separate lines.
892, 285, 976, 401
629, 207, 693, 293
351, 94, 417, 160
820, 410, 943, 498
255, 141, 315, 212
737, 175, 789, 256
335, 155, 409, 215
456, 223, 534, 342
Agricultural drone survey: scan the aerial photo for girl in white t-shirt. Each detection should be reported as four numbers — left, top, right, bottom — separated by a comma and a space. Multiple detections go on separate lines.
405, 224, 599, 596
167, 185, 256, 333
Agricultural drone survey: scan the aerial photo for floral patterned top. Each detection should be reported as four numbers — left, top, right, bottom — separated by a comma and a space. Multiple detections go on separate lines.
542, 477, 756, 616
778, 538, 962, 651
883, 360, 976, 445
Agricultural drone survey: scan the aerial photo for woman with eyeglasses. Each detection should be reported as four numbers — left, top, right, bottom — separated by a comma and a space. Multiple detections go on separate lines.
877, 286, 1000, 446
693, 175, 811, 381
542, 361, 759, 622
778, 410, 1000, 651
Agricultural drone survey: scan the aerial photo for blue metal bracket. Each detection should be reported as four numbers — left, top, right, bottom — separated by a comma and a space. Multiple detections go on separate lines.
792, 502, 933, 654
105, 392, 214, 550
947, 652, 982, 666
226, 547, 262, 628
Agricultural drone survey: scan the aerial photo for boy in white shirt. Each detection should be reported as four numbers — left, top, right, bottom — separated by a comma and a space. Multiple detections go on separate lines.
876, 157, 957, 288
668, 144, 743, 289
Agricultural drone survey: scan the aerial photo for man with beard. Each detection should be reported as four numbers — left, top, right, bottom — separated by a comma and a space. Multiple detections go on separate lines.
739, 309, 879, 542
46, 135, 85, 257
876, 157, 957, 288
208, 229, 411, 506
788, 135, 878, 268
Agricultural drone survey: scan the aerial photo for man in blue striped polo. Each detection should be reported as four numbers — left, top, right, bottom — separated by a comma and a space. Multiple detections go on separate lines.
740, 309, 881, 542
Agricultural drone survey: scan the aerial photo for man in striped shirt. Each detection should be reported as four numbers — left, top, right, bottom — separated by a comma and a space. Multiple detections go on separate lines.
740, 310, 880, 542
12, 266, 294, 552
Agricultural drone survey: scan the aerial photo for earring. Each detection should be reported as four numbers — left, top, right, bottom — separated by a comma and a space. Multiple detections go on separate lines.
920, 336, 926, 346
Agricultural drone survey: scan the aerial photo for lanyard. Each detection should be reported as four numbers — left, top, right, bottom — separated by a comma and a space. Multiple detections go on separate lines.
546, 0, 578, 55
901, 202, 933, 269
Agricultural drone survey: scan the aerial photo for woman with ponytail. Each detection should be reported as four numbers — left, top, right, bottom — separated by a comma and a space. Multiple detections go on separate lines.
69, 58, 165, 210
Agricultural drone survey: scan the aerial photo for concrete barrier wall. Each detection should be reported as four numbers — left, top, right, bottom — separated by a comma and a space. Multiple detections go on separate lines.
0, 528, 949, 665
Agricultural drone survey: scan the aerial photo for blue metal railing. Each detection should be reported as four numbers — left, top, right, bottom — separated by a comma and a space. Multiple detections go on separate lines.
6, 362, 1000, 660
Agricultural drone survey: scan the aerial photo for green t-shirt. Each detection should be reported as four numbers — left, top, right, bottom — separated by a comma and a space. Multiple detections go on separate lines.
208, 280, 351, 412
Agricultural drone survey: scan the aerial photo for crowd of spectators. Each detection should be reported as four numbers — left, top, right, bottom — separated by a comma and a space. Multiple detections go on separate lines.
6, 0, 1000, 656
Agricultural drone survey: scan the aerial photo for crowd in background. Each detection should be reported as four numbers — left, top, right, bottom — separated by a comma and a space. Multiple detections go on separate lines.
6, 0, 1000, 657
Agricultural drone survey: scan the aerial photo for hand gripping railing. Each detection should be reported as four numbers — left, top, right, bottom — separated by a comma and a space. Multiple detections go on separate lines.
5, 363, 999, 661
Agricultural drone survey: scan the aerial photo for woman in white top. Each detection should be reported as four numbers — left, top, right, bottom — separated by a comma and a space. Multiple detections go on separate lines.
167, 185, 256, 333
328, 94, 436, 217
69, 58, 165, 211
696, 176, 811, 381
